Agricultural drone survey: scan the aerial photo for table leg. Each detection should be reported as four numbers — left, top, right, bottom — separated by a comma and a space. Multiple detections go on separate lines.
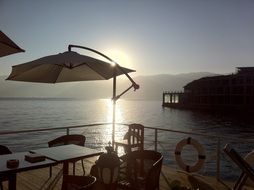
62, 161, 69, 190
63, 161, 69, 175
8, 173, 16, 190
233, 172, 248, 190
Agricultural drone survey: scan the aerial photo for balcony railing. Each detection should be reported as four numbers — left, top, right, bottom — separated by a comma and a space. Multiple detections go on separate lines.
1, 122, 253, 183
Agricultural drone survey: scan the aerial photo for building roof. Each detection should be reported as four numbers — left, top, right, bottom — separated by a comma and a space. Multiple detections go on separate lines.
237, 67, 254, 74
184, 67, 254, 89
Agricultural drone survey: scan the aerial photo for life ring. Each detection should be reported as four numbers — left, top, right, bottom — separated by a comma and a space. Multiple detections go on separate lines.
175, 137, 206, 173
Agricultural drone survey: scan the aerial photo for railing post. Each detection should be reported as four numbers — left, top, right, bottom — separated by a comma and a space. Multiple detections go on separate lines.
155, 129, 158, 151
162, 92, 165, 106
216, 138, 221, 181
66, 128, 70, 135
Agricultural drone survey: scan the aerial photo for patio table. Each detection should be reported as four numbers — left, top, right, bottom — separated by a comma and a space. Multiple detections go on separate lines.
30, 144, 103, 175
0, 152, 55, 190
0, 145, 102, 190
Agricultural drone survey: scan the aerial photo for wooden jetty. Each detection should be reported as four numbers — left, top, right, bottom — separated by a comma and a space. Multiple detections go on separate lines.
2, 155, 254, 190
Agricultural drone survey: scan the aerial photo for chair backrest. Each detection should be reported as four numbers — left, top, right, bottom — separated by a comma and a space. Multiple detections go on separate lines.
61, 174, 96, 190
145, 154, 163, 190
0, 145, 12, 155
79, 175, 96, 190
126, 150, 163, 189
224, 144, 254, 190
0, 145, 12, 184
245, 150, 254, 163
48, 134, 86, 147
124, 124, 144, 149
244, 150, 254, 186
224, 144, 254, 181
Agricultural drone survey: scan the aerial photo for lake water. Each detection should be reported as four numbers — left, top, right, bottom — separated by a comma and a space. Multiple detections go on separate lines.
0, 98, 254, 180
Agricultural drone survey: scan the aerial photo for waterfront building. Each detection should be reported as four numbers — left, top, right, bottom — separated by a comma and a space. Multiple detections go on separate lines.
163, 67, 254, 112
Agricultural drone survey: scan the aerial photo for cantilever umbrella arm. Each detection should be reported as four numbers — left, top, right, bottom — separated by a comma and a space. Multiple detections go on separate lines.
113, 84, 138, 101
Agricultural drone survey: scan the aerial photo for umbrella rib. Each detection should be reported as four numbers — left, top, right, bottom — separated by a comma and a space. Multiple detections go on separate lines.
72, 63, 86, 69
57, 59, 109, 79
53, 65, 64, 83
7, 65, 41, 79
85, 63, 108, 79
55, 63, 85, 69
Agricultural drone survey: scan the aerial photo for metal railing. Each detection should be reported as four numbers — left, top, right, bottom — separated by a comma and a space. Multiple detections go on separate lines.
145, 126, 254, 181
1, 122, 253, 182
0, 123, 111, 136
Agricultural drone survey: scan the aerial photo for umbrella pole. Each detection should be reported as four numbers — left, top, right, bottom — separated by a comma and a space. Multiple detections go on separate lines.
112, 75, 116, 148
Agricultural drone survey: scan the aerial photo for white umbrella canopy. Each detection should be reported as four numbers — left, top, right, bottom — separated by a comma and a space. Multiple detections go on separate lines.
6, 51, 135, 83
6, 45, 139, 145
0, 31, 25, 57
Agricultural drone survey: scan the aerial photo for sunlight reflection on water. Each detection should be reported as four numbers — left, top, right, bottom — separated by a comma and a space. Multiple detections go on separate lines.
0, 98, 254, 180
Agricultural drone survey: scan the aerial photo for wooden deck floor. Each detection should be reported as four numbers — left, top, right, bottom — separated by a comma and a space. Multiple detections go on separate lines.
2, 156, 254, 190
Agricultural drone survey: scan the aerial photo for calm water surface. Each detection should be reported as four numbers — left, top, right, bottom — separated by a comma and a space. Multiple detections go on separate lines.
0, 98, 253, 180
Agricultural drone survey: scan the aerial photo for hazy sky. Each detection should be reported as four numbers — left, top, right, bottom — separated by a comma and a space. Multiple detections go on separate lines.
1, 0, 254, 76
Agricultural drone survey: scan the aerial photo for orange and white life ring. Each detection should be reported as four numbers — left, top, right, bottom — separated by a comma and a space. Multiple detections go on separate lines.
175, 137, 206, 173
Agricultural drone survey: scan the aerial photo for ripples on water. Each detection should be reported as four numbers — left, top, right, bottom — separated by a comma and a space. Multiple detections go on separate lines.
0, 98, 254, 180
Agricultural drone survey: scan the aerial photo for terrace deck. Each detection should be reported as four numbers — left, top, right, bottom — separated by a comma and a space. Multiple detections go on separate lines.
1, 156, 253, 190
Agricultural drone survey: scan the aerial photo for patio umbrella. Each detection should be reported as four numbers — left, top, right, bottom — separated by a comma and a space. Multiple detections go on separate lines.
0, 31, 25, 57
7, 44, 139, 145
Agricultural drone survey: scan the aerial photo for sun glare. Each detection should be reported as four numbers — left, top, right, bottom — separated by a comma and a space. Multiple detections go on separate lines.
105, 49, 132, 68
101, 99, 124, 143
105, 99, 123, 124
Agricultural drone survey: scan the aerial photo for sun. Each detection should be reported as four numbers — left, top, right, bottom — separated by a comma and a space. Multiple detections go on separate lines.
105, 49, 132, 68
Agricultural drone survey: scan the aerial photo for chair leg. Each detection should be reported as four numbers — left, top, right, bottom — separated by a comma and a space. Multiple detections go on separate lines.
73, 163, 75, 175
81, 160, 86, 176
72, 161, 85, 175
49, 166, 52, 177
0, 182, 3, 190
124, 145, 131, 154
115, 144, 119, 154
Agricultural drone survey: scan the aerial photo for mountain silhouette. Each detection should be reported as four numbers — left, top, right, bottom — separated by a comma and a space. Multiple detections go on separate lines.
0, 72, 216, 100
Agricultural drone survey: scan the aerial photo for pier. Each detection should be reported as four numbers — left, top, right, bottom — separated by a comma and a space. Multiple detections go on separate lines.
162, 67, 254, 112
162, 91, 184, 108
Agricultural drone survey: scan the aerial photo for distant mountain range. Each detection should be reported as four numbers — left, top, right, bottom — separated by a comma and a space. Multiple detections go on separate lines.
0, 72, 216, 100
